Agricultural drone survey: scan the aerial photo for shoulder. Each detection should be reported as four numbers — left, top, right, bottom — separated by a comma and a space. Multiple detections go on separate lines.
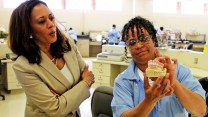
13, 56, 35, 72
64, 33, 77, 48
176, 64, 191, 75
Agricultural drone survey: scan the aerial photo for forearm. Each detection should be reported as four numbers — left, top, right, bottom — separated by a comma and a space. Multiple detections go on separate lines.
173, 80, 206, 116
122, 98, 157, 117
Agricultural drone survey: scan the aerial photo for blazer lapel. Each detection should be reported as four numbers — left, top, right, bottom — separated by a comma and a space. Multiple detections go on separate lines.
63, 52, 81, 85
40, 51, 70, 89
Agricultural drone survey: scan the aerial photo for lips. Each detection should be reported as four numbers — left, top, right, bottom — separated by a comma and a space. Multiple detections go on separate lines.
49, 30, 56, 36
136, 50, 147, 57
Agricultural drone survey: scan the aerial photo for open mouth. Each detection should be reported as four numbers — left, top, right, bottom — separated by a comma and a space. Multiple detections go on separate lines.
49, 31, 56, 36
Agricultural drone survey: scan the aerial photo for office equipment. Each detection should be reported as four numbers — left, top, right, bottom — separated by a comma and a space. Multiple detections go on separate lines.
91, 86, 113, 117
97, 45, 125, 62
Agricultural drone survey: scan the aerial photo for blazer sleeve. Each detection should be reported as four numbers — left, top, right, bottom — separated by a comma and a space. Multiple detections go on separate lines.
13, 56, 90, 117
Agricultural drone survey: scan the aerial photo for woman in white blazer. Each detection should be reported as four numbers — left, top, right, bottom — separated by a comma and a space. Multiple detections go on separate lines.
8, 0, 94, 117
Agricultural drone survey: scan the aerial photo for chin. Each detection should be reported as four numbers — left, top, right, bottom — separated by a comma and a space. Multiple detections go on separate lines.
52, 37, 57, 41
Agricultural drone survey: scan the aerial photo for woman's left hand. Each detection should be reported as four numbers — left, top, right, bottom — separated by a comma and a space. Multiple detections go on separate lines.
82, 65, 95, 87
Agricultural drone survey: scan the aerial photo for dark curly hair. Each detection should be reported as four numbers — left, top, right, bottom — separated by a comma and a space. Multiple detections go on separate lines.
121, 16, 158, 47
9, 0, 71, 64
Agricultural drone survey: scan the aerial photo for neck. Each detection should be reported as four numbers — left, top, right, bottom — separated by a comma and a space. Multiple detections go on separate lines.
38, 42, 51, 54
40, 46, 53, 59
137, 64, 148, 72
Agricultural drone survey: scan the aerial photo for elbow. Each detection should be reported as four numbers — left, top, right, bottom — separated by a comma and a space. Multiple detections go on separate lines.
200, 106, 207, 116
195, 103, 207, 116
200, 101, 207, 116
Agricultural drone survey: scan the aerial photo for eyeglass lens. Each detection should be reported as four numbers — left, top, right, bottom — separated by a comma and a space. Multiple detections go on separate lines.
127, 34, 151, 46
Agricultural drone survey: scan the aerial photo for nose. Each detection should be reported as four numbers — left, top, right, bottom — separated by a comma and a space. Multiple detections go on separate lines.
135, 41, 143, 49
47, 20, 55, 28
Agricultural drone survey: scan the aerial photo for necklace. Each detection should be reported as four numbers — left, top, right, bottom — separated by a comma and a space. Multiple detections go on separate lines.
51, 58, 58, 65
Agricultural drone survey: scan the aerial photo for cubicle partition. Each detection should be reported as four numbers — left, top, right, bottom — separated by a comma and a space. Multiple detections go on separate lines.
77, 31, 102, 57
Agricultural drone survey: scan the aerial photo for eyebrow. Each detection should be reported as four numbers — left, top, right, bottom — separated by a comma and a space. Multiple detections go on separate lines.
39, 16, 45, 19
38, 13, 53, 19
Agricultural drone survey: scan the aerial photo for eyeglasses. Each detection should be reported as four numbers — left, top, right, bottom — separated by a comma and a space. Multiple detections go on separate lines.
126, 35, 151, 47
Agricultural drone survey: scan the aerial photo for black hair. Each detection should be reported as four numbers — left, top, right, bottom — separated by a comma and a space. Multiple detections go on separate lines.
121, 16, 158, 62
9, 0, 71, 64
121, 16, 158, 47
112, 24, 116, 28
160, 27, 164, 31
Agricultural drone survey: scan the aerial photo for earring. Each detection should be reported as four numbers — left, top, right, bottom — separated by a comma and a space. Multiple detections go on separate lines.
30, 35, 33, 39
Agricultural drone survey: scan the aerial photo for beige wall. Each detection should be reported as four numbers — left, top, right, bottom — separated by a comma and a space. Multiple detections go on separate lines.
0, 0, 134, 35
135, 0, 208, 39
0, 0, 207, 40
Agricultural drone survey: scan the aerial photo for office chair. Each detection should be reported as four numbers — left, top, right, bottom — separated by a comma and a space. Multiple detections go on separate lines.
199, 77, 208, 117
187, 43, 194, 50
0, 60, 5, 100
189, 77, 208, 117
91, 86, 113, 117
199, 77, 208, 93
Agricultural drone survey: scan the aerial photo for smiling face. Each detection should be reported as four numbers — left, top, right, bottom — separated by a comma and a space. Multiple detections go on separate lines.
127, 25, 156, 66
30, 3, 57, 49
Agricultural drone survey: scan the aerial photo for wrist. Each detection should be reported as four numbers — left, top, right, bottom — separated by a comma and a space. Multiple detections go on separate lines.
83, 80, 91, 87
172, 79, 179, 90
143, 96, 158, 104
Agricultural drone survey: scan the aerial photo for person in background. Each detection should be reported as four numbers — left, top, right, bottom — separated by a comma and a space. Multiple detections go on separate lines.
157, 27, 164, 37
111, 16, 206, 117
9, 0, 94, 117
107, 24, 120, 45
68, 27, 78, 44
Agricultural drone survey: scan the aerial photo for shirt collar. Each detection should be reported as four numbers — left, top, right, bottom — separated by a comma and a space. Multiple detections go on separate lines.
122, 60, 141, 81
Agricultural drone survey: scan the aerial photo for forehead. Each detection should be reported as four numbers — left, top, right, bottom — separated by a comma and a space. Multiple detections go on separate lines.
128, 25, 149, 38
31, 4, 51, 19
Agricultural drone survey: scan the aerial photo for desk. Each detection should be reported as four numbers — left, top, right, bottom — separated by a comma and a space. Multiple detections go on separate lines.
92, 59, 128, 87
185, 34, 206, 43
174, 43, 204, 52
1, 59, 21, 92
92, 59, 208, 87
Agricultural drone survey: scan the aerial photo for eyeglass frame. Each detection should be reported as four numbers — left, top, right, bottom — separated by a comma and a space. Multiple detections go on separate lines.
126, 34, 152, 47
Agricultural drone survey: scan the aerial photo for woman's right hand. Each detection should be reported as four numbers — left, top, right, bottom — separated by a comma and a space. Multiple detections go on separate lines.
82, 65, 94, 87
144, 73, 174, 102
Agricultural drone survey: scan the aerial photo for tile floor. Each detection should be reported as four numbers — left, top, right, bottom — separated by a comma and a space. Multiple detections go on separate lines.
0, 58, 95, 117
